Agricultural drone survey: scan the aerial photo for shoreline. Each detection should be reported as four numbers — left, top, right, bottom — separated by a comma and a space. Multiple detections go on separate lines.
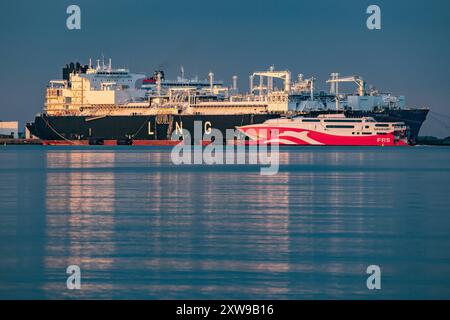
0, 138, 42, 145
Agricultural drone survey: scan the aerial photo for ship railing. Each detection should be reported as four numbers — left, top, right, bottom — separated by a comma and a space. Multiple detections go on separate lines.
48, 80, 68, 88
156, 103, 187, 110
229, 95, 269, 102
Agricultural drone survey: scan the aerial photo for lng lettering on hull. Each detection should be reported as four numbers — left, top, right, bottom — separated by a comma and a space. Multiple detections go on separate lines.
237, 114, 410, 146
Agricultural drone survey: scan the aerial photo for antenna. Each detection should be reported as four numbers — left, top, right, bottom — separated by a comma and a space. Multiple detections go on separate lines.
232, 75, 238, 91
89, 58, 92, 69
334, 73, 339, 110
208, 71, 214, 94
259, 75, 264, 96
180, 65, 184, 81
285, 72, 291, 93
268, 65, 274, 92
335, 73, 339, 97
156, 72, 162, 97
108, 58, 112, 71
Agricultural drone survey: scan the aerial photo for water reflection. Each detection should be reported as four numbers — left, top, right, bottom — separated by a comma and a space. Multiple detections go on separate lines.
1, 147, 449, 299
44, 151, 117, 298
44, 149, 375, 298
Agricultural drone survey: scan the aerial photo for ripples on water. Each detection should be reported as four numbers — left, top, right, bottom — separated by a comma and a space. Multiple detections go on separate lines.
0, 146, 449, 299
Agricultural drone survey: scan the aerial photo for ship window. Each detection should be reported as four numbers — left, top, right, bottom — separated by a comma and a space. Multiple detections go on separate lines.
326, 125, 354, 129
375, 124, 390, 127
324, 119, 362, 123
302, 119, 320, 122
362, 132, 372, 135
365, 126, 369, 129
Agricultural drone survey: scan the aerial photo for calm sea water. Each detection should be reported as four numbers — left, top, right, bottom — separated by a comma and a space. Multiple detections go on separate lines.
0, 146, 449, 299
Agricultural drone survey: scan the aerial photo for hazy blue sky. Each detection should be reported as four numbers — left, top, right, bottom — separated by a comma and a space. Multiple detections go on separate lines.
1, 0, 449, 136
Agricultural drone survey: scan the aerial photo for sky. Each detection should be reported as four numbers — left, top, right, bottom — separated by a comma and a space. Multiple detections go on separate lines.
0, 0, 449, 136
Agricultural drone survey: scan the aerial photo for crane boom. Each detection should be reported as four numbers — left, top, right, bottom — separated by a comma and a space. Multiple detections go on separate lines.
326, 75, 366, 96
251, 70, 291, 93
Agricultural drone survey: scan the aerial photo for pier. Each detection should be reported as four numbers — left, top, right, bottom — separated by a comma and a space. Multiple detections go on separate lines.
0, 138, 42, 145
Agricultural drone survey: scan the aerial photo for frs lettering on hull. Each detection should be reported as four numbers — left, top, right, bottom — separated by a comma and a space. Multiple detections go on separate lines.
377, 138, 391, 144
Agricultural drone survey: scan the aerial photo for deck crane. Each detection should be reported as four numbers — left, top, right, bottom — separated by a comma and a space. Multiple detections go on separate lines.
326, 74, 366, 96
250, 70, 291, 94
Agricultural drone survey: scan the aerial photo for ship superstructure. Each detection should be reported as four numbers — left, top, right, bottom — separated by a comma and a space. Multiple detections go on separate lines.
141, 67, 223, 92
45, 61, 289, 118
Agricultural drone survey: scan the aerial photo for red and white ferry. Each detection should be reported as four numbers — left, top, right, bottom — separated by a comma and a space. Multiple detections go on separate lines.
236, 114, 410, 146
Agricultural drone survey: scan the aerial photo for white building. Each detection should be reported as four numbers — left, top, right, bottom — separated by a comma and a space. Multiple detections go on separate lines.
0, 121, 19, 138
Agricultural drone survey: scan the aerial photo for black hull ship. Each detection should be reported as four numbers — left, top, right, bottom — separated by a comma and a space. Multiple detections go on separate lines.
26, 60, 428, 145
28, 109, 428, 146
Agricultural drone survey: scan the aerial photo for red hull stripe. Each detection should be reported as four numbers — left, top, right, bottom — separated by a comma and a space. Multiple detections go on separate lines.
42, 140, 89, 146
132, 140, 181, 146
103, 140, 118, 146
41, 140, 221, 146
42, 140, 184, 146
